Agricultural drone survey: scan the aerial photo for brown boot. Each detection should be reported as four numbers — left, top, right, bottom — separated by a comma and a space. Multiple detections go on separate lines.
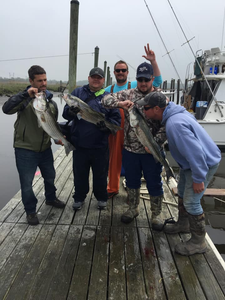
150, 195, 164, 231
175, 213, 207, 256
164, 197, 190, 234
121, 188, 140, 224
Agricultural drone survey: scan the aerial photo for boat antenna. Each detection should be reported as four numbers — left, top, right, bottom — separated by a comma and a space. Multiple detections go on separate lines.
143, 0, 184, 89
221, 7, 225, 50
166, 0, 223, 117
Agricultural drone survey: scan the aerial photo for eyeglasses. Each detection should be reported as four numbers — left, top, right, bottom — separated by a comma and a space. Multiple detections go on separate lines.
115, 69, 127, 73
143, 106, 153, 111
137, 77, 152, 83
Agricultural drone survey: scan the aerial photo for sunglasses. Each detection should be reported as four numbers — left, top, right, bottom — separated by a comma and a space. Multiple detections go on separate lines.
137, 77, 152, 83
143, 106, 153, 111
115, 69, 127, 73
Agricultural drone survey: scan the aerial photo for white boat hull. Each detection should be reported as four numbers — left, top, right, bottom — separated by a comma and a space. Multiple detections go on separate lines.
198, 120, 225, 147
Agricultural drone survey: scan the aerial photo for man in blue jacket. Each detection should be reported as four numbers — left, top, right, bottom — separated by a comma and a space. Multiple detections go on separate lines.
63, 67, 121, 210
137, 91, 221, 256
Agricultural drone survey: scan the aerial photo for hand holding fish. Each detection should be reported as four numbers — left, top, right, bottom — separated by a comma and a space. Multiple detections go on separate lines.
118, 100, 134, 110
54, 138, 65, 146
142, 43, 156, 63
144, 146, 151, 154
28, 87, 38, 98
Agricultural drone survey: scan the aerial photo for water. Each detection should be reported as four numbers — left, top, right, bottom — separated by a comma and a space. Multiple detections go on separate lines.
0, 94, 224, 261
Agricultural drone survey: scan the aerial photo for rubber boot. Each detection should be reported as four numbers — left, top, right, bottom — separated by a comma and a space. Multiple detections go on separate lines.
164, 196, 190, 234
175, 213, 207, 256
150, 195, 164, 231
121, 188, 140, 224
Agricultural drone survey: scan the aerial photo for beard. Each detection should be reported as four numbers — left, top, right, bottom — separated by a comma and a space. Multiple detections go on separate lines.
117, 78, 127, 84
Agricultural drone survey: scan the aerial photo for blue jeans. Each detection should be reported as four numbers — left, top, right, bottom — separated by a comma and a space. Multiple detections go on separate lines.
177, 164, 219, 215
122, 149, 163, 196
15, 148, 56, 214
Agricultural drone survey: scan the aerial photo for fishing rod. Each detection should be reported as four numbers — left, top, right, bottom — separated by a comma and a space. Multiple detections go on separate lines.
143, 0, 184, 89
167, 0, 224, 117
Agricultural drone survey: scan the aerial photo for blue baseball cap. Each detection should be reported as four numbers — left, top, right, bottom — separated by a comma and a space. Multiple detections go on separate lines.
136, 62, 153, 79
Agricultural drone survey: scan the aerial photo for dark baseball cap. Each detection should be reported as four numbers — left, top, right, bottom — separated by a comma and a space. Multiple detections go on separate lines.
89, 67, 104, 78
136, 62, 153, 79
137, 91, 167, 108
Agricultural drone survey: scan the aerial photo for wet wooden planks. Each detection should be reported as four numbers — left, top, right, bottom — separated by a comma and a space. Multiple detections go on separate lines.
0, 148, 225, 300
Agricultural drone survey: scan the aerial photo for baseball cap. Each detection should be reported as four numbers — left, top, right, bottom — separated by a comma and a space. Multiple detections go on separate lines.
136, 62, 153, 79
89, 67, 104, 78
137, 91, 167, 108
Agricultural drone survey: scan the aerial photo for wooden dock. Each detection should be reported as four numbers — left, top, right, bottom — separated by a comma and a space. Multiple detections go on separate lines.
0, 147, 225, 300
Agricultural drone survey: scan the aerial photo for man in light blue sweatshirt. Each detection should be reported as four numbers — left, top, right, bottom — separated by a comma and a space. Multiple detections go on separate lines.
137, 91, 221, 256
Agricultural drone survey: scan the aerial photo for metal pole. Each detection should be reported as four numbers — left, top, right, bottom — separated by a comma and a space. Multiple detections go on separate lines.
94, 46, 99, 67
68, 0, 79, 93
177, 79, 180, 104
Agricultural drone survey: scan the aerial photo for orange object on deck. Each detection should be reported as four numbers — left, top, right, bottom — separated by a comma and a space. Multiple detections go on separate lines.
107, 108, 125, 194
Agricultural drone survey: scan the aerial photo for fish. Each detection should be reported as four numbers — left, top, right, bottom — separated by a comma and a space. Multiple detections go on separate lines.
33, 92, 75, 155
129, 106, 175, 183
60, 93, 122, 135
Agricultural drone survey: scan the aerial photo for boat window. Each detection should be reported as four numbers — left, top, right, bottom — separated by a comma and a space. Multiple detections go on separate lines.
188, 80, 221, 112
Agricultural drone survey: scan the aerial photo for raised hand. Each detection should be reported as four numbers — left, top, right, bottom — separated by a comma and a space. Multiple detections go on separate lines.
142, 43, 156, 63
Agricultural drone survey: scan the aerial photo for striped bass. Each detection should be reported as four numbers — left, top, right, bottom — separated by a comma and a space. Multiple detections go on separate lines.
33, 92, 75, 156
129, 106, 175, 182
61, 93, 122, 135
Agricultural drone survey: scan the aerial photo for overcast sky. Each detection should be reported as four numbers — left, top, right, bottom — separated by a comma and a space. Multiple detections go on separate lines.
0, 0, 225, 84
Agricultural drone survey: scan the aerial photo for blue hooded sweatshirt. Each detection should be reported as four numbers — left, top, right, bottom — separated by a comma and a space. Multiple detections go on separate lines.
162, 102, 221, 183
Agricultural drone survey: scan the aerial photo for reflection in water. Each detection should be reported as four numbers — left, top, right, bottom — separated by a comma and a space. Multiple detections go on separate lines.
0, 94, 224, 261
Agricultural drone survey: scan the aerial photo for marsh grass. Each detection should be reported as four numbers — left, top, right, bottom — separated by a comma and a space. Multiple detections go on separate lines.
0, 82, 61, 96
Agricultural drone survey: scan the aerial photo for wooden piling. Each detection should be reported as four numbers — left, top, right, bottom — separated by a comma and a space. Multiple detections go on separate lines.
68, 0, 79, 93
94, 46, 99, 68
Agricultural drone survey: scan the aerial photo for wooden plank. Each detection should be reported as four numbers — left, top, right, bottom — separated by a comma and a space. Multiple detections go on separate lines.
86, 195, 100, 226
58, 173, 75, 225
162, 183, 208, 299
4, 225, 56, 300
138, 227, 167, 299
72, 191, 92, 225
46, 225, 82, 300
44, 165, 73, 224
204, 241, 225, 295
151, 207, 186, 300
108, 226, 126, 300
0, 225, 41, 300
172, 187, 225, 197
73, 172, 93, 225
0, 223, 28, 271
179, 232, 225, 300
88, 226, 110, 300
0, 223, 15, 245
68, 226, 96, 300
124, 227, 146, 300
27, 225, 70, 300
136, 198, 149, 228
99, 199, 112, 226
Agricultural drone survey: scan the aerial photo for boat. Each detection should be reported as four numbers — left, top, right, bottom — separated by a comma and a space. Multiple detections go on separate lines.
182, 47, 225, 149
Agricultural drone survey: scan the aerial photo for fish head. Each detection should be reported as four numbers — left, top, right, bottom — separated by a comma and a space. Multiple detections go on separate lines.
33, 92, 47, 112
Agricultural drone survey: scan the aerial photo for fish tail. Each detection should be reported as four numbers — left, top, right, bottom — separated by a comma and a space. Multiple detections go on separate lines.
166, 167, 175, 183
64, 141, 76, 156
